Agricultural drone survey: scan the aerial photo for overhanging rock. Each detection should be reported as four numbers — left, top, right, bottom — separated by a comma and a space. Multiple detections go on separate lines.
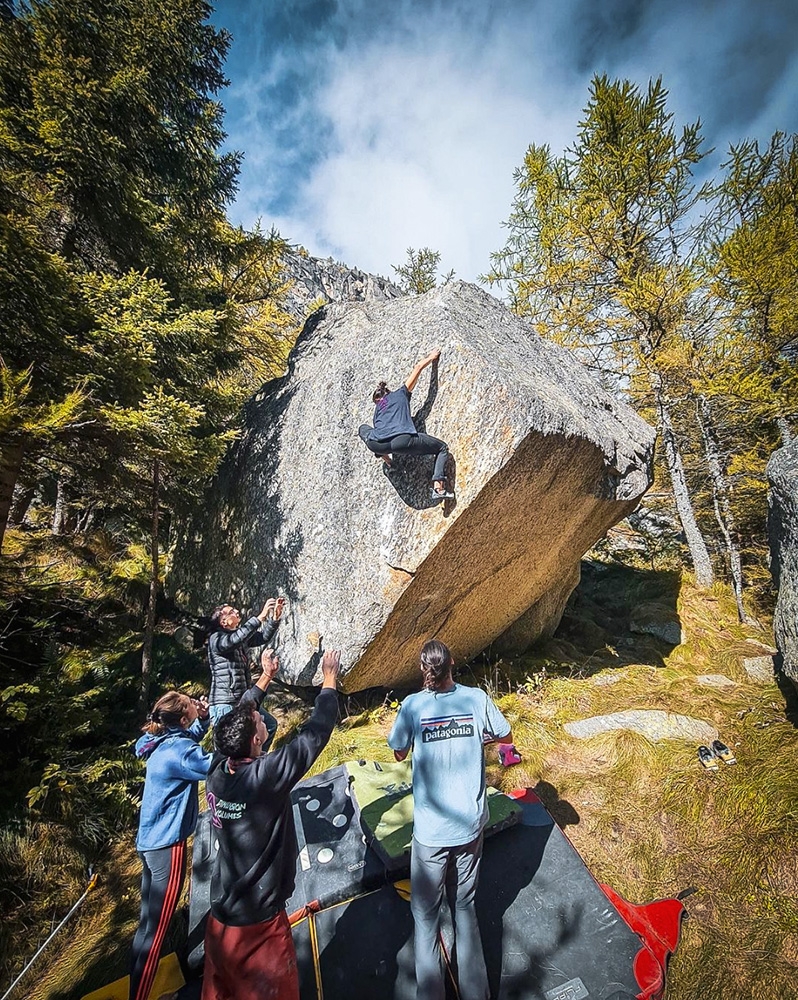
171, 281, 655, 691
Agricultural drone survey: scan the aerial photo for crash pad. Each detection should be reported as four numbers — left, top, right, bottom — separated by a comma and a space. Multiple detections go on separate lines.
346, 758, 521, 869
80, 952, 184, 1000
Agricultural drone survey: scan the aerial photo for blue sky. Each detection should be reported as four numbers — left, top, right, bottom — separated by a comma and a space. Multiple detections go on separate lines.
212, 0, 798, 282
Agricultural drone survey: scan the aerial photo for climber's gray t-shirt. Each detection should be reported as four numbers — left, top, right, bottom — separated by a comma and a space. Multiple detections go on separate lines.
370, 387, 417, 440
387, 684, 510, 847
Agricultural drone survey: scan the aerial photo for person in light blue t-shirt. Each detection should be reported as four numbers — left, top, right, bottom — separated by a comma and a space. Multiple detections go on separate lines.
387, 640, 513, 1000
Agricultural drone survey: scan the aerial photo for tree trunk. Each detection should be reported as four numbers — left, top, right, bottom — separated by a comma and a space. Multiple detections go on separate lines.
0, 437, 25, 553
52, 476, 70, 535
650, 377, 715, 587
76, 505, 97, 533
9, 484, 35, 526
140, 458, 160, 711
697, 394, 753, 622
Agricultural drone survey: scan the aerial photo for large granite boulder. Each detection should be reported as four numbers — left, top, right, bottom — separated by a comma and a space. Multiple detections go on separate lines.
171, 281, 655, 691
767, 437, 798, 688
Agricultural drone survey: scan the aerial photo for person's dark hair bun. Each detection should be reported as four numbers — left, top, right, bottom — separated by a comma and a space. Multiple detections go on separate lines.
420, 639, 453, 691
372, 381, 390, 402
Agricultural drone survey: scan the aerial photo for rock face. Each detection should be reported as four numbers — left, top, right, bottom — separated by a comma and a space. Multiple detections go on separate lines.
281, 249, 403, 320
767, 438, 798, 687
171, 281, 655, 691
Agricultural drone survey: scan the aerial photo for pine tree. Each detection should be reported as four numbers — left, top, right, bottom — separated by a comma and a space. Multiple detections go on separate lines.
0, 0, 239, 548
392, 247, 454, 294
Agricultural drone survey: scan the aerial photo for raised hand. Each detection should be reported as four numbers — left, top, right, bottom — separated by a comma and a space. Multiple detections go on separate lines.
259, 598, 278, 621
320, 649, 341, 689
257, 648, 280, 688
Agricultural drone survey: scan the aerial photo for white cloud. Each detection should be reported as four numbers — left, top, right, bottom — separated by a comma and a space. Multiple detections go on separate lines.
246, 26, 580, 281
222, 0, 798, 283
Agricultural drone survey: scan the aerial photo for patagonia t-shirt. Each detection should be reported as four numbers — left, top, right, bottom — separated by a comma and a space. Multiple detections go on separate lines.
371, 386, 417, 440
387, 684, 511, 847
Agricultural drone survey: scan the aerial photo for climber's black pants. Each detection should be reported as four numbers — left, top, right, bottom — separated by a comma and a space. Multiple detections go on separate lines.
358, 425, 449, 483
129, 841, 187, 1000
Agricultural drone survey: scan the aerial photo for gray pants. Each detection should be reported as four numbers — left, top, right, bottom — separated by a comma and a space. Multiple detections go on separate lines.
410, 834, 489, 1000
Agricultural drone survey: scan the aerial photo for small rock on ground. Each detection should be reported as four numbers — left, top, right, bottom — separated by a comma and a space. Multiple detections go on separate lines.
630, 619, 684, 645
743, 656, 775, 684
564, 709, 718, 743
696, 674, 736, 689
592, 671, 626, 686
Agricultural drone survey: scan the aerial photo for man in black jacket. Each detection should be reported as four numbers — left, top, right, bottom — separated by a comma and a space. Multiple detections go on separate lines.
201, 648, 341, 1000
206, 598, 285, 734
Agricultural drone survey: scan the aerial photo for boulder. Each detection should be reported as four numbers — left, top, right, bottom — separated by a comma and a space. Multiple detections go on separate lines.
629, 603, 683, 646
170, 281, 655, 691
767, 438, 798, 688
564, 710, 718, 744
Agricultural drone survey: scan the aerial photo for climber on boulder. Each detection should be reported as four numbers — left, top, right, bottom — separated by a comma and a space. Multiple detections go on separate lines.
358, 348, 454, 501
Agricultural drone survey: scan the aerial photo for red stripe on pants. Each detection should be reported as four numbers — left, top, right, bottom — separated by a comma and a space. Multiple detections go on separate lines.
133, 841, 186, 1000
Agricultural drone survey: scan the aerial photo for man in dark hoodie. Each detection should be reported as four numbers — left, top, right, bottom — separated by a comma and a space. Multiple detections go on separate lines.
201, 647, 341, 1000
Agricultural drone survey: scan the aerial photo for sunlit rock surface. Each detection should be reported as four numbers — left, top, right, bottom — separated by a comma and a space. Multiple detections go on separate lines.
767, 438, 798, 689
171, 281, 655, 691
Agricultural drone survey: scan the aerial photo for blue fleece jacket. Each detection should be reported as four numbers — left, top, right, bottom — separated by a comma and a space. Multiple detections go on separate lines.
134, 717, 212, 852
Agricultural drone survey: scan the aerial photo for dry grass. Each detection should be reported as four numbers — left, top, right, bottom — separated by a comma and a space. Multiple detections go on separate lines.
9, 565, 798, 1000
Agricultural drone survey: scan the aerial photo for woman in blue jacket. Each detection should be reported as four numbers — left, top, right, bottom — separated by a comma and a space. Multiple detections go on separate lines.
129, 690, 211, 1000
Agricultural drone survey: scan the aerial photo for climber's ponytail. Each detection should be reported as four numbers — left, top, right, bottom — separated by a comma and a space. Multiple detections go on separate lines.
142, 691, 192, 735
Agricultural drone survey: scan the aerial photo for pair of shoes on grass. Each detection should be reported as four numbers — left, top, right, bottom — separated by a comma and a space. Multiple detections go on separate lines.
698, 740, 737, 770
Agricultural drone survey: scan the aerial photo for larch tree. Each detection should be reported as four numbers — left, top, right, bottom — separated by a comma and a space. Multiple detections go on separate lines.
487, 76, 716, 587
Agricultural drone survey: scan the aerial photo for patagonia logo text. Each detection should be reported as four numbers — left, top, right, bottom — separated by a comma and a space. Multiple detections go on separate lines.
421, 714, 475, 743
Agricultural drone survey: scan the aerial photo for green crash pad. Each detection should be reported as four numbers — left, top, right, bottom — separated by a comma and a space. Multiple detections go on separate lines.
346, 759, 521, 870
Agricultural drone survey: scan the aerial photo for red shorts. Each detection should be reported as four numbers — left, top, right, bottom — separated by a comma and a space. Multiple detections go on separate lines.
201, 909, 299, 1000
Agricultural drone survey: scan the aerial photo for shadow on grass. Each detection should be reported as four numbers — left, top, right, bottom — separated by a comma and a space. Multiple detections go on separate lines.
532, 780, 580, 827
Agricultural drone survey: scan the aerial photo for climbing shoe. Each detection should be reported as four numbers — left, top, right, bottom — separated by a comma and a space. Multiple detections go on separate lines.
430, 487, 455, 501
711, 739, 737, 765
698, 745, 719, 770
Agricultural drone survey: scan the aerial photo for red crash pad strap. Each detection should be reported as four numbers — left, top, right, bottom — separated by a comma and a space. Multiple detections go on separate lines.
600, 883, 686, 1000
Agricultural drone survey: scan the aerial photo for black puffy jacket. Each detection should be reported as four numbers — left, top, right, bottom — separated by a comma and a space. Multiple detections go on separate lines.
207, 616, 280, 707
